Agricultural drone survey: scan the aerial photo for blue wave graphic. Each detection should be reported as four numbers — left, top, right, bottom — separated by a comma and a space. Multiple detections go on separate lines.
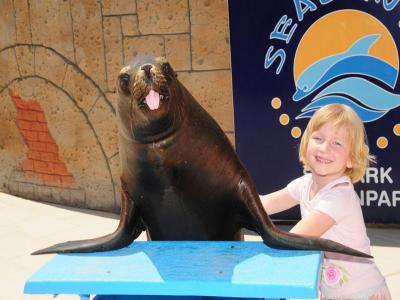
315, 77, 400, 111
296, 96, 386, 122
293, 34, 400, 123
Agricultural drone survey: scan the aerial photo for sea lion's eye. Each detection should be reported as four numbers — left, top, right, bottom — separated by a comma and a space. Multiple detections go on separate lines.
119, 73, 131, 94
162, 63, 172, 75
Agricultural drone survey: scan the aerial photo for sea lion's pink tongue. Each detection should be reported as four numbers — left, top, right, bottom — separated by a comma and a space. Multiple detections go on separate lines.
145, 89, 160, 110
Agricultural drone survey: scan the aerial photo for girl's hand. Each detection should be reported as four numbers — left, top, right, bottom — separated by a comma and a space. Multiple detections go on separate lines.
290, 210, 335, 237
260, 188, 298, 215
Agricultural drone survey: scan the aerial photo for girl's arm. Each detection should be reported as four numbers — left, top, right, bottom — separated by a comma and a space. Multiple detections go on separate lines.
290, 210, 336, 237
261, 187, 336, 237
260, 187, 298, 215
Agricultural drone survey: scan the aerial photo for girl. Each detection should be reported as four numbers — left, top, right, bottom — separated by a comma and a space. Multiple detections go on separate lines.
261, 104, 391, 300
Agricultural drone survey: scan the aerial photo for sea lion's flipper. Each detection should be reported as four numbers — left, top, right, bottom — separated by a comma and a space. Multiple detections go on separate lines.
237, 178, 372, 258
32, 188, 144, 255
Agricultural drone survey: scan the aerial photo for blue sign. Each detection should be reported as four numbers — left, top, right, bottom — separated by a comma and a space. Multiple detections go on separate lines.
228, 0, 400, 223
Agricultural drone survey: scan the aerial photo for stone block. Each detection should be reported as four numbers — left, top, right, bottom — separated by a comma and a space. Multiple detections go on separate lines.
15, 45, 35, 77
36, 185, 53, 202
10, 170, 23, 183
9, 77, 35, 99
189, 0, 231, 70
0, 48, 21, 88
109, 154, 122, 212
85, 184, 115, 211
102, 0, 136, 15
137, 0, 189, 34
123, 36, 164, 64
121, 15, 140, 36
24, 171, 44, 185
114, 184, 122, 213
34, 46, 68, 87
60, 188, 71, 203
88, 97, 118, 159
178, 70, 233, 131
30, 0, 75, 62
8, 181, 19, 195
71, 0, 107, 90
67, 188, 85, 207
18, 182, 36, 200
32, 171, 46, 184
70, 188, 86, 204
0, 0, 16, 49
62, 64, 101, 114
51, 186, 62, 203
165, 34, 191, 71
108, 154, 121, 185
14, 0, 32, 44
103, 16, 124, 92
105, 91, 118, 112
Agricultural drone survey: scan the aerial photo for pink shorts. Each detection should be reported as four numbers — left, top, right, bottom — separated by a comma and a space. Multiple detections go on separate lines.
321, 281, 391, 300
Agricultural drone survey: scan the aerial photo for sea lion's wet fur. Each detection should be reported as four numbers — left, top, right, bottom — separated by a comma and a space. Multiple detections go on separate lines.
33, 56, 371, 258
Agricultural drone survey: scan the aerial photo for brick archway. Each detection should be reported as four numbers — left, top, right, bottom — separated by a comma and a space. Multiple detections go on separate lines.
0, 45, 120, 212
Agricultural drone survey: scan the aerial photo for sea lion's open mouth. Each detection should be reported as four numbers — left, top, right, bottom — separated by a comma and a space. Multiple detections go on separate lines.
139, 89, 169, 110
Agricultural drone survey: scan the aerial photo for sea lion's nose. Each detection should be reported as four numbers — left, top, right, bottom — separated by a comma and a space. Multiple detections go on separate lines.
141, 64, 153, 78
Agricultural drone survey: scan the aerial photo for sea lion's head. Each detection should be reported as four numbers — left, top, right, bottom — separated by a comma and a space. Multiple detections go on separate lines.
117, 56, 183, 142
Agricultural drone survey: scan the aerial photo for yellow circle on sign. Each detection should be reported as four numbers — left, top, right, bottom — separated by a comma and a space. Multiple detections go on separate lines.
377, 136, 388, 149
279, 114, 290, 125
271, 97, 282, 109
294, 10, 398, 81
393, 124, 400, 136
291, 127, 302, 139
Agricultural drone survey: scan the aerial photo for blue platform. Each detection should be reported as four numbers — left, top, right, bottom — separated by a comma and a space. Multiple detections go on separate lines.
24, 241, 322, 300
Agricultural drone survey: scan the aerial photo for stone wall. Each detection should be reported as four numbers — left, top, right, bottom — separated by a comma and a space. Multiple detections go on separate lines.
0, 0, 233, 212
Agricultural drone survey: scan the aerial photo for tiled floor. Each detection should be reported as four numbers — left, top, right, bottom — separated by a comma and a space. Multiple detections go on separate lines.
1, 192, 399, 300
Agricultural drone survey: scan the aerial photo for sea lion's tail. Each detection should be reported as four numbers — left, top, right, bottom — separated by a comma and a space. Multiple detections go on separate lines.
31, 229, 137, 255
32, 188, 144, 255
263, 228, 372, 258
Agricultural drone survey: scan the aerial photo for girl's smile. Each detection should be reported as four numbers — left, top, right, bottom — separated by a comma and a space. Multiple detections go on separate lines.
315, 155, 333, 164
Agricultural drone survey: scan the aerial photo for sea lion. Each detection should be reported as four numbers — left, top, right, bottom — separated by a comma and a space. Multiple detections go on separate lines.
33, 56, 370, 258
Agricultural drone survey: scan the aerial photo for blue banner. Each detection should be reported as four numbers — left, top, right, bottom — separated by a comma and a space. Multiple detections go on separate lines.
228, 0, 400, 223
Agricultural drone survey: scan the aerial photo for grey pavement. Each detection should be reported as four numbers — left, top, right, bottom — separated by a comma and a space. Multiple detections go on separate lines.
1, 192, 399, 300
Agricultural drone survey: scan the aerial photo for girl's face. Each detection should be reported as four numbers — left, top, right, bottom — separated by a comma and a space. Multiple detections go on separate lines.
306, 122, 353, 183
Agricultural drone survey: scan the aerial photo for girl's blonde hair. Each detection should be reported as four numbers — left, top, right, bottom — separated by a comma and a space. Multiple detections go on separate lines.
299, 103, 375, 183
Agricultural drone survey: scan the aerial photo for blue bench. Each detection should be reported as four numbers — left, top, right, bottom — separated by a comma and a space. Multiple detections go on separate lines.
24, 241, 322, 300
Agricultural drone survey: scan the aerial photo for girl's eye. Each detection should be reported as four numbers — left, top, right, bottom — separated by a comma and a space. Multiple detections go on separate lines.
332, 140, 342, 147
312, 136, 322, 142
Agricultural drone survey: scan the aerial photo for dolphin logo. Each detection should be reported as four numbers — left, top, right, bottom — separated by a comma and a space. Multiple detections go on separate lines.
293, 34, 382, 101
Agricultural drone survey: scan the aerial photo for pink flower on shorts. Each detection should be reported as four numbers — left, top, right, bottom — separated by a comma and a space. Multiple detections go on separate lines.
322, 264, 349, 287
323, 265, 341, 286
